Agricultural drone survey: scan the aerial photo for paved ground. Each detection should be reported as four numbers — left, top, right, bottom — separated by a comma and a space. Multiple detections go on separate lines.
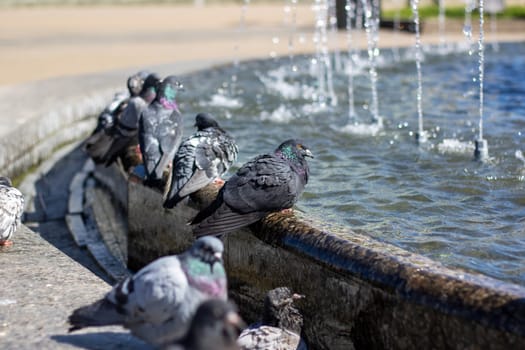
1, 143, 150, 349
0, 3, 524, 86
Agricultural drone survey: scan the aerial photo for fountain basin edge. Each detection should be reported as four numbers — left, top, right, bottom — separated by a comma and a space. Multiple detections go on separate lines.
94, 162, 525, 350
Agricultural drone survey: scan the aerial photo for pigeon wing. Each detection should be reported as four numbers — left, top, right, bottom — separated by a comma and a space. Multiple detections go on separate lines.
154, 109, 184, 180
237, 326, 303, 350
0, 185, 24, 241
116, 255, 189, 325
177, 134, 221, 197
192, 154, 298, 237
102, 97, 146, 166
224, 155, 299, 213
164, 135, 199, 208
139, 104, 161, 178
69, 255, 189, 333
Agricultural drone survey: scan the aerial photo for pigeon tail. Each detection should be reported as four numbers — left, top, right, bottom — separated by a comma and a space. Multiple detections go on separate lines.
192, 200, 265, 238
83, 132, 113, 164
68, 298, 125, 332
163, 191, 184, 209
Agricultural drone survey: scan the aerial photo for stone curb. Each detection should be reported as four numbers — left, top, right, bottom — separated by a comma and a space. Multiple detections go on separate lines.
65, 158, 131, 282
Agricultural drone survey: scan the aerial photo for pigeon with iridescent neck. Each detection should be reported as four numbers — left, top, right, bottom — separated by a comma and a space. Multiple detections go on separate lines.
68, 236, 228, 347
139, 75, 185, 189
237, 287, 307, 350
191, 139, 313, 238
101, 72, 161, 168
164, 113, 238, 208
0, 176, 24, 246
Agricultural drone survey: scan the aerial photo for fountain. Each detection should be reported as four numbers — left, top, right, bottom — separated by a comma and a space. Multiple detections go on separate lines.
339, 0, 384, 135
474, 0, 489, 161
411, 0, 428, 144
6, 1, 525, 349
96, 20, 525, 345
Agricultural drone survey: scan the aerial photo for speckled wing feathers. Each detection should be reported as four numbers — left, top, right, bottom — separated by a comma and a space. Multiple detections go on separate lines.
139, 103, 183, 181
237, 325, 304, 350
164, 127, 237, 208
0, 184, 24, 242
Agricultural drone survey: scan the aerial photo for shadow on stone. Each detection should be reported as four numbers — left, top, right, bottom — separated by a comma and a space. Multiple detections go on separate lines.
22, 144, 113, 284
51, 331, 152, 350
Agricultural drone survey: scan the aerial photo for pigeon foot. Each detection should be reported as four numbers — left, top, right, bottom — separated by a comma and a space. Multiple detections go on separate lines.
0, 240, 13, 246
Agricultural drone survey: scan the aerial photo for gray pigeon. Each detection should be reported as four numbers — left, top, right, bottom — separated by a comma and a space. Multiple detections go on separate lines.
101, 72, 161, 169
0, 177, 24, 246
163, 113, 238, 209
237, 287, 307, 350
127, 70, 151, 98
84, 70, 151, 163
68, 236, 228, 347
191, 139, 313, 238
167, 299, 244, 350
139, 75, 185, 188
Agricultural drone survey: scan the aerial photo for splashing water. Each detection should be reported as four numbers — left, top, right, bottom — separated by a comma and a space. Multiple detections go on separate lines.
345, 0, 357, 123
478, 0, 485, 142
328, 0, 343, 71
463, 0, 476, 55
360, 0, 381, 125
411, 0, 427, 143
312, 0, 337, 107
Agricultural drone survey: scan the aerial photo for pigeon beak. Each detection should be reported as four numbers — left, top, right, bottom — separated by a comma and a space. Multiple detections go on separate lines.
304, 149, 314, 158
175, 81, 185, 92
292, 293, 305, 300
214, 251, 223, 261
225, 311, 246, 329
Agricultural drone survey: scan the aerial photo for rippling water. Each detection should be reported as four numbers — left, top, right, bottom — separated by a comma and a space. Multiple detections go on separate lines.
178, 41, 525, 286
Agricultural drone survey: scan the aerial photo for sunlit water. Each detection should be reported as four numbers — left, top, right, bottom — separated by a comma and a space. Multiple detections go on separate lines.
178, 42, 525, 286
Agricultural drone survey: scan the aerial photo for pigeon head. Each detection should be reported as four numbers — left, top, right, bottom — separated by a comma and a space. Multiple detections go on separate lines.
190, 236, 224, 267
179, 299, 244, 350
127, 70, 150, 97
140, 73, 162, 103
157, 75, 184, 111
262, 287, 305, 335
0, 176, 13, 187
194, 113, 219, 130
275, 139, 313, 162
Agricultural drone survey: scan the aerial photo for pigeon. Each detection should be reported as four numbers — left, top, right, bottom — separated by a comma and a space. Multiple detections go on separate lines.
127, 70, 151, 98
0, 177, 24, 246
101, 72, 161, 169
84, 70, 150, 163
191, 139, 313, 238
237, 287, 307, 350
68, 236, 228, 347
139, 75, 185, 188
167, 299, 244, 350
163, 113, 238, 209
